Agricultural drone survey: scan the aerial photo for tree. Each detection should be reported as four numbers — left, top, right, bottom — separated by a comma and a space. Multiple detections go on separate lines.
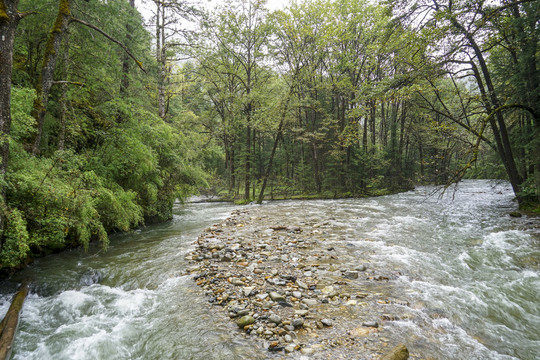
199, 0, 271, 200
391, 0, 540, 202
31, 0, 145, 155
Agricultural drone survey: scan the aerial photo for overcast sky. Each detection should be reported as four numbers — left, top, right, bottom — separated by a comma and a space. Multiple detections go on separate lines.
135, 0, 291, 22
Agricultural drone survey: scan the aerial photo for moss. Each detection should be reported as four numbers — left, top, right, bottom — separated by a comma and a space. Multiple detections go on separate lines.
0, 1, 10, 22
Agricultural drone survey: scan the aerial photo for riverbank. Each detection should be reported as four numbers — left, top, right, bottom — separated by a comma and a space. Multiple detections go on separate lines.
185, 207, 416, 359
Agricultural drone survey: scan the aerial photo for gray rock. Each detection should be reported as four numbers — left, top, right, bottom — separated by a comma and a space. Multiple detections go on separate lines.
302, 298, 317, 307
321, 318, 333, 327
269, 314, 282, 324
231, 278, 245, 286
295, 309, 309, 316
296, 279, 309, 289
236, 309, 250, 317
292, 318, 304, 328
292, 291, 302, 299
242, 287, 254, 297
220, 253, 233, 262
284, 334, 293, 342
356, 264, 367, 271
362, 321, 379, 328
343, 271, 359, 279
285, 344, 296, 353
269, 292, 286, 302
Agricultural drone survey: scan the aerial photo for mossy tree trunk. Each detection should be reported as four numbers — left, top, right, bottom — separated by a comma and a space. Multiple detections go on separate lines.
32, 0, 71, 155
0, 282, 29, 360
0, 0, 24, 233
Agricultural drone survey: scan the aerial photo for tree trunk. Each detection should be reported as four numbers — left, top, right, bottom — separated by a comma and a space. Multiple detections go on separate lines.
32, 0, 71, 155
120, 0, 136, 95
58, 30, 69, 150
0, 282, 29, 360
257, 94, 291, 204
244, 123, 251, 199
0, 0, 23, 234
451, 16, 523, 197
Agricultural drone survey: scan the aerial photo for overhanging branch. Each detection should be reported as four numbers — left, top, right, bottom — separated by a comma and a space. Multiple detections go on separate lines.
70, 17, 146, 73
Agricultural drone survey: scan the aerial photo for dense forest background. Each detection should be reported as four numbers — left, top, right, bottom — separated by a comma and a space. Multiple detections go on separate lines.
0, 0, 538, 269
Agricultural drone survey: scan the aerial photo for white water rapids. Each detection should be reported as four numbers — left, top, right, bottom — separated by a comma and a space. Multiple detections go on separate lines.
0, 180, 538, 359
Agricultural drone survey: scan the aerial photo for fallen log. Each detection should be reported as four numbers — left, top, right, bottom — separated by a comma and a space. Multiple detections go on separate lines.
0, 282, 29, 360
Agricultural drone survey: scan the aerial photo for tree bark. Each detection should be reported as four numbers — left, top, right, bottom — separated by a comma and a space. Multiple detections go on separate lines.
32, 0, 71, 155
58, 30, 69, 150
0, 0, 23, 236
120, 0, 136, 95
0, 282, 29, 360
0, 0, 22, 186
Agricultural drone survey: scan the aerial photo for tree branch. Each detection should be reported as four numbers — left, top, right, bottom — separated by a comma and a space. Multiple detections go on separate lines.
69, 17, 146, 73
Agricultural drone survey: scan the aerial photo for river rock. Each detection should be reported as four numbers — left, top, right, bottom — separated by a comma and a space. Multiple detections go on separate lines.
362, 321, 379, 328
236, 309, 250, 317
242, 287, 254, 296
296, 279, 309, 289
231, 278, 245, 286
285, 344, 296, 353
343, 271, 359, 279
381, 343, 409, 360
80, 268, 103, 286
269, 314, 282, 324
302, 298, 317, 307
292, 291, 302, 299
509, 211, 522, 218
269, 292, 286, 302
321, 318, 333, 327
292, 318, 304, 328
236, 315, 256, 328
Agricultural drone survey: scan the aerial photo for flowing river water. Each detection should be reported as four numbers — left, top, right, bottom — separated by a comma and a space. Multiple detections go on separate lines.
0, 180, 538, 359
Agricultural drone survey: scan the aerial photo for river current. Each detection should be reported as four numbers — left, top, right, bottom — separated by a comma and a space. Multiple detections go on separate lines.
0, 180, 538, 359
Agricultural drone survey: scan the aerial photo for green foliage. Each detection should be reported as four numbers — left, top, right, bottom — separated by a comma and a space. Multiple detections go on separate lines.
0, 208, 30, 269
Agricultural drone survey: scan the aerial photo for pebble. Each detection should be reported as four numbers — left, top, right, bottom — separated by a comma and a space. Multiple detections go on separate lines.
236, 315, 255, 328
231, 278, 245, 286
269, 292, 286, 302
189, 208, 404, 358
285, 344, 296, 353
362, 321, 379, 328
321, 318, 333, 327
296, 279, 308, 289
302, 298, 317, 306
242, 287, 254, 296
343, 271, 359, 279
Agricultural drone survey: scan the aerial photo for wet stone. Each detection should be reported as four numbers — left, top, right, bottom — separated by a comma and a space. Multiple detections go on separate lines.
343, 271, 359, 279
321, 318, 333, 327
237, 315, 256, 328
292, 318, 304, 328
269, 314, 282, 324
362, 321, 379, 328
269, 292, 286, 302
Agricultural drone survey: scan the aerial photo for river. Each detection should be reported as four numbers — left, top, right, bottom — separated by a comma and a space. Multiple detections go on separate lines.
0, 180, 538, 359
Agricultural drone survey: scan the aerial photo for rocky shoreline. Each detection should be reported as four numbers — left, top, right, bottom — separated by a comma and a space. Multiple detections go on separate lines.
185, 207, 414, 359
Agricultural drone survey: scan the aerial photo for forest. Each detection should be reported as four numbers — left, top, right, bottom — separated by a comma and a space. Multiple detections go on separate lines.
0, 0, 538, 270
